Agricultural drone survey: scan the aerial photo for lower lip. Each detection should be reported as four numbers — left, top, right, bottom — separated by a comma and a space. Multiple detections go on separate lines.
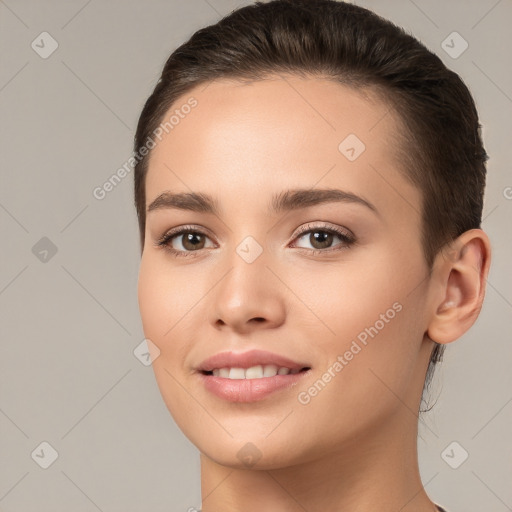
198, 370, 311, 402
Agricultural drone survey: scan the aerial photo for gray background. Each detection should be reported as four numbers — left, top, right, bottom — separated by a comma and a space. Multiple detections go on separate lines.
0, 0, 511, 511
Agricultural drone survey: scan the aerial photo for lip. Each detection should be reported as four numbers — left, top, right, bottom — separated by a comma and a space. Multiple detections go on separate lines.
196, 349, 311, 402
197, 349, 309, 372
198, 371, 311, 402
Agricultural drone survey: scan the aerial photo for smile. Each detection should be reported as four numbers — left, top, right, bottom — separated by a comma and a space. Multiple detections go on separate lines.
205, 365, 307, 379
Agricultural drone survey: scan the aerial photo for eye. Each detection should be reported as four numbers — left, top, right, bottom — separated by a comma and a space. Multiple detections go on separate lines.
155, 225, 215, 258
291, 223, 355, 253
155, 222, 356, 258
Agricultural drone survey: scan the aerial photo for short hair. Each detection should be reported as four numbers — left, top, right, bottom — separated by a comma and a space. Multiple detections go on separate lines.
133, 0, 488, 401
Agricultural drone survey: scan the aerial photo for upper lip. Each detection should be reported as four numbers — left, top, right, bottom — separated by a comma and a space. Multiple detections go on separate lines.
197, 349, 310, 372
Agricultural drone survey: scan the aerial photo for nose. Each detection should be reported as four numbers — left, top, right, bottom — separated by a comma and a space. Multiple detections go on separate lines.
208, 248, 286, 334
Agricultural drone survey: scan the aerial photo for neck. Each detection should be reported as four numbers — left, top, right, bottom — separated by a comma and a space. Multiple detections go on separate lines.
199, 408, 438, 512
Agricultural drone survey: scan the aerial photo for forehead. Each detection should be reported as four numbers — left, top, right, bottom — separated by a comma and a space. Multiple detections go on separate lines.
144, 75, 419, 220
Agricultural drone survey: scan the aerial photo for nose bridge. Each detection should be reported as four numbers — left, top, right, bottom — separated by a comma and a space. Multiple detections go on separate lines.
222, 214, 272, 280
209, 231, 285, 331
219, 233, 270, 309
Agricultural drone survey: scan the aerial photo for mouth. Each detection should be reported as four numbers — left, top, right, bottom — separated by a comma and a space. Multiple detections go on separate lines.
196, 350, 312, 402
200, 365, 311, 379
198, 368, 312, 402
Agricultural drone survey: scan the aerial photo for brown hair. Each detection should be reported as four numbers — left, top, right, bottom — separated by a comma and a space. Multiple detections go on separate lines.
133, 0, 488, 400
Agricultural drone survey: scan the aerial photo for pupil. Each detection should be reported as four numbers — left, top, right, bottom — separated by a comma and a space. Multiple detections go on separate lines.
312, 231, 332, 249
184, 233, 204, 250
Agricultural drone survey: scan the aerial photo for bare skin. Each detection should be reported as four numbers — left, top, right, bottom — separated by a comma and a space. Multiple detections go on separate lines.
137, 75, 491, 512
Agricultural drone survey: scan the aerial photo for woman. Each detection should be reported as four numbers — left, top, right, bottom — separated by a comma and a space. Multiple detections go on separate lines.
133, 1, 491, 510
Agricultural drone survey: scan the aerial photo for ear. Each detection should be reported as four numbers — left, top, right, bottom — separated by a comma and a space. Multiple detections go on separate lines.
427, 229, 492, 344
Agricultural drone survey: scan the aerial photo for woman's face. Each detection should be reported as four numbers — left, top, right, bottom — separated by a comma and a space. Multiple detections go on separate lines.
137, 75, 437, 468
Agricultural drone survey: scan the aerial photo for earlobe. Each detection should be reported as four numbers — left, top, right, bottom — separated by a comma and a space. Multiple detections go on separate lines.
427, 229, 491, 344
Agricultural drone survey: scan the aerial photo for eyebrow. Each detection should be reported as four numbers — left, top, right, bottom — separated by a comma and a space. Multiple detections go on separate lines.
146, 188, 379, 216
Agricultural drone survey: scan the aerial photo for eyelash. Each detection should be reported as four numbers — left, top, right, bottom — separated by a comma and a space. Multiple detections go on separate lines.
154, 223, 356, 259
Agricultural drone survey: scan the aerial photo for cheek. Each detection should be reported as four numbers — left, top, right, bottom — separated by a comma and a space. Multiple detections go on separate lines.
294, 250, 423, 355
137, 255, 199, 428
289, 258, 428, 439
137, 258, 167, 345
137, 255, 195, 346
288, 249, 422, 349
137, 255, 191, 390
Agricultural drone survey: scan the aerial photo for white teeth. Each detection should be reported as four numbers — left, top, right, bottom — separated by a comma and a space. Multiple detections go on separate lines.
228, 367, 246, 379
263, 364, 278, 377
210, 365, 300, 379
245, 365, 263, 379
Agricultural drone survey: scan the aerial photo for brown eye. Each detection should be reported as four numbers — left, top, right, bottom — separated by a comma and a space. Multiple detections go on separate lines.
293, 224, 355, 253
307, 231, 334, 250
179, 232, 207, 251
156, 226, 215, 258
